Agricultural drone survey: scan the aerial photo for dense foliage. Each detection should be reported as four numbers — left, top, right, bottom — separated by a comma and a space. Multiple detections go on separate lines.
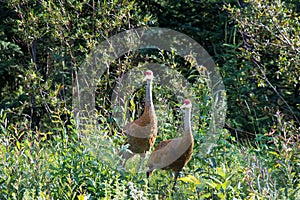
224, 0, 300, 136
0, 0, 299, 199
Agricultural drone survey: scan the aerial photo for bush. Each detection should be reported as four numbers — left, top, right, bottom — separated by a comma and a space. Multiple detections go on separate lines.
223, 0, 300, 135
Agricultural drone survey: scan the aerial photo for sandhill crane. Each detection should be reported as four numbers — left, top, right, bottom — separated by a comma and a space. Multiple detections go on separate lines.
146, 99, 194, 190
119, 70, 157, 171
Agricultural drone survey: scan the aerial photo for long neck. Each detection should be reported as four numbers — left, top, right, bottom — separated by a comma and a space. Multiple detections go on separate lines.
184, 108, 192, 139
145, 80, 153, 107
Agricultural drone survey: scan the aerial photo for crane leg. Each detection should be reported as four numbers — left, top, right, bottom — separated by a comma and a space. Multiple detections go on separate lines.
119, 150, 134, 169
146, 169, 154, 188
136, 153, 146, 173
172, 171, 180, 191
146, 171, 150, 188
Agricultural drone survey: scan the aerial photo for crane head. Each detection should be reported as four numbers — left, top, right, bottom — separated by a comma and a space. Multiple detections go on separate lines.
143, 70, 154, 82
180, 99, 192, 109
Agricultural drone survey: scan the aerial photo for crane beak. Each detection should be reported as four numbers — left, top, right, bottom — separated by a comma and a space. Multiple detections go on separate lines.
180, 104, 186, 109
143, 74, 152, 82
180, 102, 192, 109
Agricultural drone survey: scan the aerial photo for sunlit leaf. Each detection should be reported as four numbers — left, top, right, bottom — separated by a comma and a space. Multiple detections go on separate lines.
178, 175, 200, 185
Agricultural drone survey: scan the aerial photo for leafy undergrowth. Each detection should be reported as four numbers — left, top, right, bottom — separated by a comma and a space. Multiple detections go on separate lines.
0, 109, 299, 200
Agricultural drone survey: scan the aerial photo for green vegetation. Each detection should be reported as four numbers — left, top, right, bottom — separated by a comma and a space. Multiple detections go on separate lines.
0, 0, 299, 199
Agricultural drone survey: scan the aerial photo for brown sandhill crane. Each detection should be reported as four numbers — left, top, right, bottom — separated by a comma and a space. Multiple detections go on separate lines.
119, 70, 157, 171
146, 99, 194, 190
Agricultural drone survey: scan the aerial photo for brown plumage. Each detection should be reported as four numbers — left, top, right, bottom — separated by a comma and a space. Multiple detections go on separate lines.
119, 70, 157, 170
146, 99, 194, 190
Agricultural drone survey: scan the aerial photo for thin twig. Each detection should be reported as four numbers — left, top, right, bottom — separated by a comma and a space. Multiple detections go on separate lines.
225, 122, 256, 137
251, 58, 300, 124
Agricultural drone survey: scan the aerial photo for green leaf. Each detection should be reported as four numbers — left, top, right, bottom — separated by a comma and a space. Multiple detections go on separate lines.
205, 180, 218, 189
216, 166, 226, 179
178, 175, 200, 185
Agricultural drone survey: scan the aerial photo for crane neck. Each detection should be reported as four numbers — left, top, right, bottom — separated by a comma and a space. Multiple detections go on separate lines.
145, 80, 153, 107
184, 107, 193, 139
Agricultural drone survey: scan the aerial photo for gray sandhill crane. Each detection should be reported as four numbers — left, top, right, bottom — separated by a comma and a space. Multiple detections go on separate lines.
146, 99, 194, 190
120, 70, 157, 171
